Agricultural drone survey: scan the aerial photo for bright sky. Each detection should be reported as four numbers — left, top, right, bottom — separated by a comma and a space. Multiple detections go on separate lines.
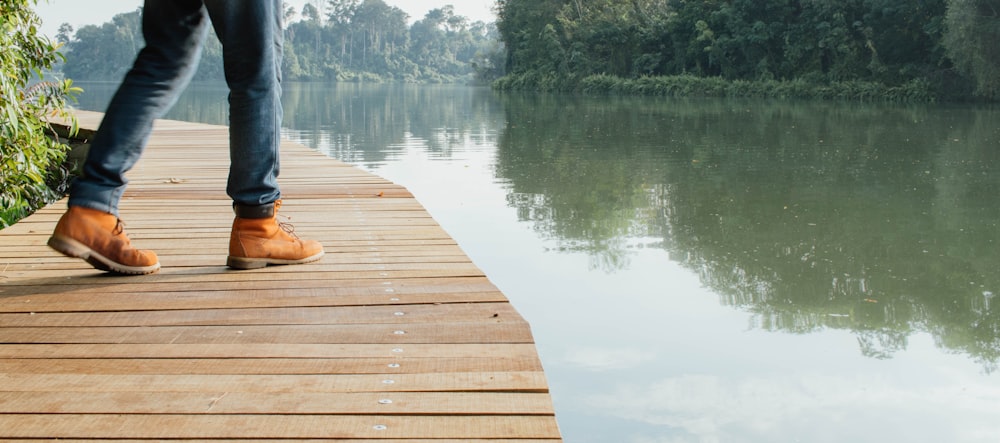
35, 0, 496, 38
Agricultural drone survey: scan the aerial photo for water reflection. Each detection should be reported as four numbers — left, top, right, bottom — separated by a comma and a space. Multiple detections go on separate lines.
74, 81, 231, 126
496, 93, 1000, 369
281, 82, 503, 166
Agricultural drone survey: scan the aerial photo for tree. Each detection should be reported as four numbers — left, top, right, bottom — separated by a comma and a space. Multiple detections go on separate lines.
493, 0, 959, 98
327, 0, 360, 63
59, 0, 498, 84
471, 32, 506, 82
302, 2, 321, 23
352, 0, 408, 72
61, 8, 143, 80
283, 1, 298, 24
1, 0, 80, 226
56, 23, 74, 45
943, 0, 1000, 98
495, 0, 565, 73
327, 0, 360, 25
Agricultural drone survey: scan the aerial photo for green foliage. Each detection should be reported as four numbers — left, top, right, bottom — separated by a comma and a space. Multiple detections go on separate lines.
943, 0, 1000, 99
494, 0, 969, 101
60, 8, 142, 81
61, 8, 223, 83
1, 0, 81, 227
59, 0, 502, 84
470, 38, 507, 84
498, 71, 935, 102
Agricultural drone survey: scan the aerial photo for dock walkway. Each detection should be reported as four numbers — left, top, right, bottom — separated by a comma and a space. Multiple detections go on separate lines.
0, 111, 561, 441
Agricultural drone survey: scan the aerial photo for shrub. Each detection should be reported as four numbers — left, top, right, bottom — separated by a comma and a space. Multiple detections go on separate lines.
496, 71, 936, 103
1, 0, 80, 227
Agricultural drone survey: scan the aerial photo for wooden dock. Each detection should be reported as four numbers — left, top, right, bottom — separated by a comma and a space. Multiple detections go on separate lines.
0, 111, 561, 441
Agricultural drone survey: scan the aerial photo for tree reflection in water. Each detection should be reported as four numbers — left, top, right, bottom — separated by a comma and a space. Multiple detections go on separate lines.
495, 93, 1000, 370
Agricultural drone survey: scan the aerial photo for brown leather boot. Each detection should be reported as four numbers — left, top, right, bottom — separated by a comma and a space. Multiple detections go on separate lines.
48, 206, 161, 275
227, 200, 324, 269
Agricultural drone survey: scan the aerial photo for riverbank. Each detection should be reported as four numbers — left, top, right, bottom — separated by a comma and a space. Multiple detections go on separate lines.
494, 72, 946, 103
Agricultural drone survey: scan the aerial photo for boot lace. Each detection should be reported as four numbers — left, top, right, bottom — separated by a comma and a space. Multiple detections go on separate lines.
272, 199, 302, 238
277, 214, 300, 239
112, 219, 132, 245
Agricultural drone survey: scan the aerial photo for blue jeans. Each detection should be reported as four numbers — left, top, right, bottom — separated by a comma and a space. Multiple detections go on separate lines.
70, 0, 284, 215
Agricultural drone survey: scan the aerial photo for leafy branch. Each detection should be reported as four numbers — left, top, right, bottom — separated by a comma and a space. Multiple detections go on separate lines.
1, 0, 81, 227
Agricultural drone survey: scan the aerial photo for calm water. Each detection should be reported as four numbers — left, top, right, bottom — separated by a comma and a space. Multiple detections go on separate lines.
75, 82, 1000, 442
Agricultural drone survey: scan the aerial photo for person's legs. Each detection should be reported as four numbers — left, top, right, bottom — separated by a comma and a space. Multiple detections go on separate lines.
50, 0, 209, 274
70, 0, 210, 215
204, 0, 323, 269
204, 0, 283, 206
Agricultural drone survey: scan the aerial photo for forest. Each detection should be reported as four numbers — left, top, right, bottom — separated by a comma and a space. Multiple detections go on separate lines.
494, 0, 1000, 101
57, 0, 504, 84
53, 0, 1000, 101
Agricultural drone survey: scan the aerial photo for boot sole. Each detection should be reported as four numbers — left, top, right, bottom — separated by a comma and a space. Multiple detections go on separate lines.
226, 251, 325, 270
48, 235, 161, 275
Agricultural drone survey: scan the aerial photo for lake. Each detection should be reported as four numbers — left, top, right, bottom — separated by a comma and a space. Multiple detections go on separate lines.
74, 81, 1000, 442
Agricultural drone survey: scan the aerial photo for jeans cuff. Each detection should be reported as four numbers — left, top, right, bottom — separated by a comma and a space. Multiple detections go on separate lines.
233, 202, 274, 219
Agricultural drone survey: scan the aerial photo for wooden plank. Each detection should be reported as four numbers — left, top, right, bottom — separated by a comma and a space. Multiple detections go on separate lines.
0, 415, 561, 439
0, 358, 543, 375
2, 223, 453, 238
0, 265, 486, 284
0, 343, 543, 359
0, 245, 469, 258
0, 270, 484, 287
0, 302, 521, 327
0, 371, 550, 395
0, 287, 506, 314
0, 440, 560, 443
2, 260, 477, 276
0, 322, 533, 344
0, 276, 501, 300
0, 391, 555, 415
0, 254, 474, 271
